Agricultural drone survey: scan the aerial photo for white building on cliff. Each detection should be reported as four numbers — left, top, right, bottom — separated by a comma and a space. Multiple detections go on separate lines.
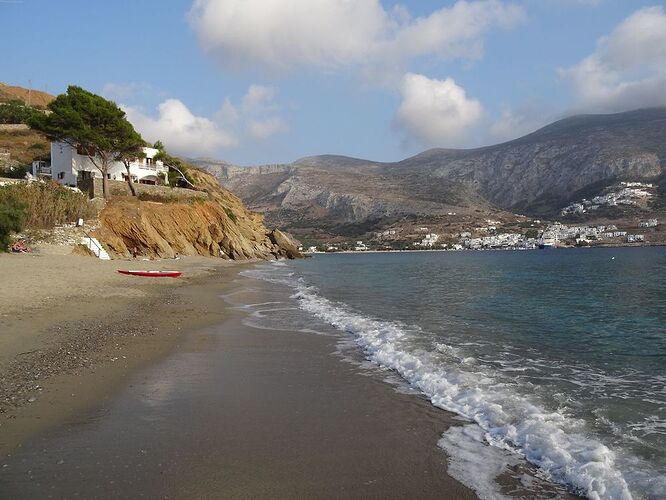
48, 141, 168, 187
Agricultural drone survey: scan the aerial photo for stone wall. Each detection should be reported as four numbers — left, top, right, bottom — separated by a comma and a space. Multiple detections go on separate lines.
0, 177, 26, 186
81, 177, 208, 201
0, 124, 30, 131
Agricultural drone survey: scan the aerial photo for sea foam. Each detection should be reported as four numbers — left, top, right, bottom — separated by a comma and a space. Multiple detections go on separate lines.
243, 262, 664, 499
292, 282, 636, 500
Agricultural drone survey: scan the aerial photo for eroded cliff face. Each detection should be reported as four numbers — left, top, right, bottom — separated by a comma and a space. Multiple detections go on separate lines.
95, 168, 301, 260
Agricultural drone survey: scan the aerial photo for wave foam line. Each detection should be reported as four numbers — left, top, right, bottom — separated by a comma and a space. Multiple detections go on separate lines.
294, 284, 634, 500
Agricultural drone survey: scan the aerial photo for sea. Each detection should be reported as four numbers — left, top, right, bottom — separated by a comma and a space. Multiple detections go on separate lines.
239, 247, 666, 500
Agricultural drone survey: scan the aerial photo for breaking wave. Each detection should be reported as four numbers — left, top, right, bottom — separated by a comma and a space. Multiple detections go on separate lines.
243, 261, 665, 499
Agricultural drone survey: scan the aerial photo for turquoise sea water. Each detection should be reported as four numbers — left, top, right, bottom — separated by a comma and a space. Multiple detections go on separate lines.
243, 247, 666, 499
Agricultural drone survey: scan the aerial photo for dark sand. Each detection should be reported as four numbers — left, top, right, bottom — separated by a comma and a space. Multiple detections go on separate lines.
0, 267, 476, 499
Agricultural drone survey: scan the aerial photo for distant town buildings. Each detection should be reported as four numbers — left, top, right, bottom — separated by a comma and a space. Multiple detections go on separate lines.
419, 233, 440, 247
639, 219, 658, 228
463, 233, 537, 250
561, 182, 656, 216
303, 212, 658, 255
354, 241, 368, 251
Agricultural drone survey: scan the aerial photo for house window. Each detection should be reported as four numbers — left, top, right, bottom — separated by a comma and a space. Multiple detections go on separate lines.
146, 158, 153, 166
107, 174, 111, 179
57, 172, 65, 180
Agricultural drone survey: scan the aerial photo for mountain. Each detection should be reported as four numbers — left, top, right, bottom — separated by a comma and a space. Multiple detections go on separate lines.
195, 108, 666, 239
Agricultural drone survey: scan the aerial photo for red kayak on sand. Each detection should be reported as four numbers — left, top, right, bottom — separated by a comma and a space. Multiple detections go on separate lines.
117, 270, 182, 278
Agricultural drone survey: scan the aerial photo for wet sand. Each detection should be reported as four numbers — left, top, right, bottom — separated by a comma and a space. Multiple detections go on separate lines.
0, 251, 241, 452
0, 265, 476, 499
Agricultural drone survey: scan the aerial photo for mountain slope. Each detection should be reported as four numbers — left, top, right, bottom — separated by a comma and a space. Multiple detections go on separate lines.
197, 108, 666, 238
390, 108, 666, 214
0, 82, 54, 108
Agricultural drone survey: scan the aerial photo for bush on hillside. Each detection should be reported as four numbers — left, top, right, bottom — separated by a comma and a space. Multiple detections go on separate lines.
153, 143, 196, 188
0, 99, 39, 124
0, 181, 97, 229
0, 165, 28, 179
0, 199, 25, 251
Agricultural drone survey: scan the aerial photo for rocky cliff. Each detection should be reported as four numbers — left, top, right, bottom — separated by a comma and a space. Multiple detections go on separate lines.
196, 108, 666, 238
95, 167, 301, 260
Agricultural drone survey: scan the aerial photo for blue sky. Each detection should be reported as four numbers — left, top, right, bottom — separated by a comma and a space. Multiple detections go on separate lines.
2, 0, 665, 164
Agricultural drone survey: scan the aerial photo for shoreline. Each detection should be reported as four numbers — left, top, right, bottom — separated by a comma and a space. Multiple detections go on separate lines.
305, 242, 665, 255
0, 256, 482, 498
0, 251, 582, 498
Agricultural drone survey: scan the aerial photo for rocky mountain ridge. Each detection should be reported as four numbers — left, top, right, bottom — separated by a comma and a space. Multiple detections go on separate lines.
195, 108, 666, 239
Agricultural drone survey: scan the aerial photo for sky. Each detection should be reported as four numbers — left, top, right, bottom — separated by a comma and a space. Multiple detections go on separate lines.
2, 0, 666, 165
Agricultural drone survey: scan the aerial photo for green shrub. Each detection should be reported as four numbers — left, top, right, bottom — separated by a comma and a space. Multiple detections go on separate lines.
0, 99, 39, 124
28, 142, 48, 151
0, 199, 25, 251
137, 192, 184, 203
0, 181, 97, 229
223, 207, 237, 223
0, 165, 28, 179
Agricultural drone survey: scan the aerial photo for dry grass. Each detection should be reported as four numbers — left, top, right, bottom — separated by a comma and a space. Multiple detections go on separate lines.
0, 129, 49, 164
0, 181, 98, 229
0, 82, 55, 108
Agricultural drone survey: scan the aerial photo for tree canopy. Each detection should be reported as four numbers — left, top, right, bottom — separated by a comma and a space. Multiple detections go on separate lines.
29, 85, 145, 197
153, 140, 195, 188
0, 99, 39, 124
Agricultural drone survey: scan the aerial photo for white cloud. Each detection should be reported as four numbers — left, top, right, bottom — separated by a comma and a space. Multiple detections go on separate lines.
188, 0, 525, 71
236, 85, 288, 140
124, 99, 238, 156
114, 82, 289, 157
241, 84, 277, 113
560, 6, 666, 112
389, 0, 524, 62
488, 104, 552, 143
216, 98, 240, 124
394, 73, 482, 147
248, 117, 289, 140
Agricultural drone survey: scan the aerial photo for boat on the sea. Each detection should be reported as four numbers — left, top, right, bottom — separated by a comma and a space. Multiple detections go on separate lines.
538, 238, 557, 249
117, 270, 182, 278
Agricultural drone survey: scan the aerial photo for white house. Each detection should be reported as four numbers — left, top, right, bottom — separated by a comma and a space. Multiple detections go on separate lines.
420, 233, 440, 247
640, 219, 658, 228
31, 159, 52, 178
354, 241, 368, 251
49, 142, 168, 187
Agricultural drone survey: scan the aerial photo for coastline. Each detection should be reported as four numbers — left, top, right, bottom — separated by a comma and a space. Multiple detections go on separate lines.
305, 241, 665, 256
0, 252, 481, 498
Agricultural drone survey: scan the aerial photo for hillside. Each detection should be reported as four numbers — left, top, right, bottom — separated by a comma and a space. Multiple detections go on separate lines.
197, 108, 666, 240
0, 82, 54, 108
94, 167, 302, 260
0, 83, 53, 167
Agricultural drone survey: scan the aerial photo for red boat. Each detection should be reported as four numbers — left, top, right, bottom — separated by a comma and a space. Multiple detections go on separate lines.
117, 270, 182, 278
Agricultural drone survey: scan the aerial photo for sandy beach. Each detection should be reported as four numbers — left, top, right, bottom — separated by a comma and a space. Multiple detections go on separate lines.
0, 250, 480, 498
0, 249, 239, 452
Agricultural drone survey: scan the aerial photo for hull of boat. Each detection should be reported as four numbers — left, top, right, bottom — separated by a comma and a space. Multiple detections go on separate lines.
117, 270, 182, 278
